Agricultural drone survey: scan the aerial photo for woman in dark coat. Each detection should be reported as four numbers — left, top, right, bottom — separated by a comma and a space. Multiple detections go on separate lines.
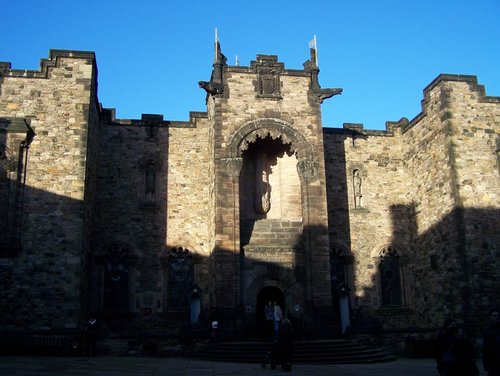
436, 318, 478, 376
483, 310, 500, 376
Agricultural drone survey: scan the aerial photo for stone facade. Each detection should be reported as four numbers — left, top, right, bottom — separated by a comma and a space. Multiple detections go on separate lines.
0, 48, 498, 350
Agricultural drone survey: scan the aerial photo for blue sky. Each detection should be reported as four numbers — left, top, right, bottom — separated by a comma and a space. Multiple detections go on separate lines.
2, 0, 499, 130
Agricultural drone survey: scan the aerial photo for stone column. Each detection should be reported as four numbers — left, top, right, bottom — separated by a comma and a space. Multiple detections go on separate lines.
212, 157, 242, 317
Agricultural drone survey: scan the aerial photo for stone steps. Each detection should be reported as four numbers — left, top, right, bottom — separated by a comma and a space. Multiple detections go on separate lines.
191, 339, 395, 364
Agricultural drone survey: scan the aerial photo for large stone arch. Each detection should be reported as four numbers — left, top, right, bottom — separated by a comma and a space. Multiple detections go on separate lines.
224, 118, 319, 182
227, 118, 314, 161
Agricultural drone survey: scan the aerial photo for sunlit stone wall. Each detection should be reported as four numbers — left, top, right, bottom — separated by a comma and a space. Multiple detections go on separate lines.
0, 51, 96, 330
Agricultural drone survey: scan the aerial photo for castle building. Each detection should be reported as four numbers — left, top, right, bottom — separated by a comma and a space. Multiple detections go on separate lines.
0, 45, 499, 351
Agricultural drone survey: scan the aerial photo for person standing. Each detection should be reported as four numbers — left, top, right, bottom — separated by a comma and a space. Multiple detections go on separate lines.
483, 309, 500, 376
264, 301, 274, 341
84, 318, 98, 356
210, 319, 219, 343
273, 301, 283, 341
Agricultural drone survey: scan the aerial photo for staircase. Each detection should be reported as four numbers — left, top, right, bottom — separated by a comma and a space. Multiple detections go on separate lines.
191, 339, 395, 364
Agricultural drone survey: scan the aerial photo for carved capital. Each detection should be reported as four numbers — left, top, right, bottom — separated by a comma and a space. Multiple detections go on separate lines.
1, 158, 18, 172
220, 157, 243, 177
297, 159, 319, 181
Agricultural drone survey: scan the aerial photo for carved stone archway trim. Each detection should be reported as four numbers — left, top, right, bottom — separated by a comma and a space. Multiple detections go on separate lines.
227, 118, 314, 160
226, 118, 319, 181
245, 272, 297, 309
159, 239, 205, 268
370, 242, 410, 263
95, 240, 140, 264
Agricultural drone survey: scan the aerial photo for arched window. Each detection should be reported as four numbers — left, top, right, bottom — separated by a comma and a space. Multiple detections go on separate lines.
167, 247, 194, 310
379, 246, 403, 307
102, 244, 136, 312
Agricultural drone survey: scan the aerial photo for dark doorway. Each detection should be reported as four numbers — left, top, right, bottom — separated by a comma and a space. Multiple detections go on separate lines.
256, 286, 284, 340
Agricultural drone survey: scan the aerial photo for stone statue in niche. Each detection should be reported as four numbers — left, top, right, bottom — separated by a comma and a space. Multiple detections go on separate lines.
145, 163, 156, 204
254, 153, 271, 214
353, 170, 363, 209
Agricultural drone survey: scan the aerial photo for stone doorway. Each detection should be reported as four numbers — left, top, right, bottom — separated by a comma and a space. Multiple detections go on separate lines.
256, 286, 284, 339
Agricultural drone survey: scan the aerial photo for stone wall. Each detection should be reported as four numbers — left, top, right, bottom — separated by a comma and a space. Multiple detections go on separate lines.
91, 111, 211, 309
400, 79, 463, 330
164, 113, 213, 308
0, 49, 498, 347
0, 51, 96, 330
325, 75, 500, 337
325, 125, 415, 330
435, 76, 500, 334
399, 76, 500, 334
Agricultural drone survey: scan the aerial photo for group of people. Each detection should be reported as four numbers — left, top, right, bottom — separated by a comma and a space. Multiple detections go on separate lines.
436, 309, 500, 376
263, 301, 292, 371
263, 303, 500, 375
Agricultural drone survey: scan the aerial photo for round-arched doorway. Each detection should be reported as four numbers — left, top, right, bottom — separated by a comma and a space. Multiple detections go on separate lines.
256, 286, 284, 339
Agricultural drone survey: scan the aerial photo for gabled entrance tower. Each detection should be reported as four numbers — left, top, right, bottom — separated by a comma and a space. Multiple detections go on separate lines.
199, 41, 342, 336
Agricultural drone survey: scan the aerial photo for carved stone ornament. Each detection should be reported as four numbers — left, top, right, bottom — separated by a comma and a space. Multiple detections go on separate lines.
198, 42, 226, 98
95, 243, 138, 265
220, 157, 243, 177
251, 55, 284, 99
1, 158, 18, 172
303, 60, 343, 104
198, 80, 223, 96
296, 159, 319, 181
0, 144, 18, 172
258, 69, 280, 97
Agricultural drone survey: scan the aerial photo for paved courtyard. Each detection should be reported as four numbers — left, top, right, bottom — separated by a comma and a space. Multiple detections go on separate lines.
0, 356, 488, 376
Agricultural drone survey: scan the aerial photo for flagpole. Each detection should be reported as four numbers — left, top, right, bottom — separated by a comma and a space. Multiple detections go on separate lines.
214, 28, 218, 63
309, 35, 319, 67
314, 34, 318, 66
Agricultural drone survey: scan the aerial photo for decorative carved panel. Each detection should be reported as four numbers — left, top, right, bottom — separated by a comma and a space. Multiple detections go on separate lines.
221, 157, 243, 177
296, 159, 319, 181
251, 55, 283, 100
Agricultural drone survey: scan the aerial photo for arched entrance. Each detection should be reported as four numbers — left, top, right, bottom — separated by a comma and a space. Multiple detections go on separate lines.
256, 286, 284, 339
